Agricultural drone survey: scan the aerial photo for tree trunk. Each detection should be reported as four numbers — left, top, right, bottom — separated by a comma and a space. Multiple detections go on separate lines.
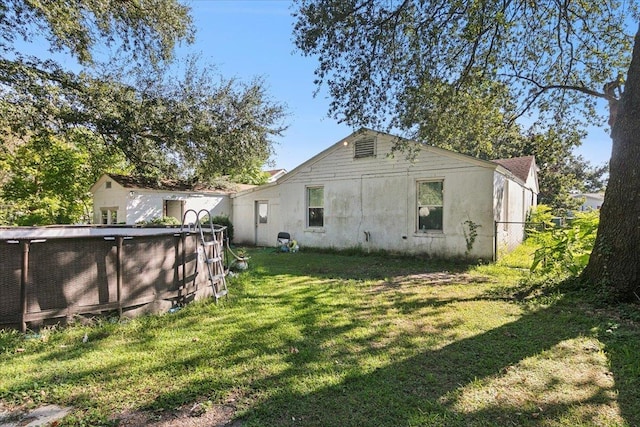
581, 28, 640, 303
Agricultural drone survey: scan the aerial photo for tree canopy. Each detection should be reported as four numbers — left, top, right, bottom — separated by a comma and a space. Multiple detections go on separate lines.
71, 58, 287, 180
294, 0, 635, 131
293, 0, 639, 302
1, 130, 129, 225
0, 1, 288, 224
0, 0, 193, 65
500, 128, 608, 211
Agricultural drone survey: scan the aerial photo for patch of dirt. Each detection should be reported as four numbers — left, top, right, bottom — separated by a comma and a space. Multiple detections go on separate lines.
0, 401, 242, 427
115, 402, 243, 427
371, 272, 492, 292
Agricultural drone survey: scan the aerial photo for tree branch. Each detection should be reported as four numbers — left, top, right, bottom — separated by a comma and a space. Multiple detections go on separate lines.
502, 71, 611, 100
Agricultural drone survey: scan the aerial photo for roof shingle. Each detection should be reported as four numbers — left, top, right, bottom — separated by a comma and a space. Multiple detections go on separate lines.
106, 174, 252, 194
492, 156, 536, 182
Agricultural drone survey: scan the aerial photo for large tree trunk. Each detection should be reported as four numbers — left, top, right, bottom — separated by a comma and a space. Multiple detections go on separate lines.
581, 28, 640, 302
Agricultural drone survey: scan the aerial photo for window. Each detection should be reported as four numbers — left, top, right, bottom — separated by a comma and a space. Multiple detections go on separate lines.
307, 187, 324, 227
100, 208, 118, 225
354, 137, 376, 159
258, 201, 268, 224
417, 181, 443, 231
105, 181, 112, 189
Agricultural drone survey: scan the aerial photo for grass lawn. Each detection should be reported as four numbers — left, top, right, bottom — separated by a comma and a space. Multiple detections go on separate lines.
1, 245, 639, 426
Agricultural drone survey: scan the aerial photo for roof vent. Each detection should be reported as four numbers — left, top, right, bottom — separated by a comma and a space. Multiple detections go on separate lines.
354, 137, 376, 159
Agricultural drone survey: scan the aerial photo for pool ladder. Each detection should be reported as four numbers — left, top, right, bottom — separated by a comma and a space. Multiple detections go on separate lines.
181, 209, 228, 302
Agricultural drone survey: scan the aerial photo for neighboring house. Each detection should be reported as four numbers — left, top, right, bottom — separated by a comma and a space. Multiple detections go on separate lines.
571, 193, 605, 211
265, 169, 287, 183
231, 129, 538, 259
90, 174, 253, 225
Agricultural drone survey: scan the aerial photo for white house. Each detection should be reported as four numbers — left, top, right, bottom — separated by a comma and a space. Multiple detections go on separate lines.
90, 174, 253, 225
231, 129, 538, 259
571, 193, 604, 211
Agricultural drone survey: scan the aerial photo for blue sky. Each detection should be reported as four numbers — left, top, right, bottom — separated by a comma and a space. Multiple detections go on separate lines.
181, 0, 613, 172
179, 0, 353, 172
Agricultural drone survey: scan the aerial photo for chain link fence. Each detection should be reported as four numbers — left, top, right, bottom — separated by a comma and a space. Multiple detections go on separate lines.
493, 221, 548, 261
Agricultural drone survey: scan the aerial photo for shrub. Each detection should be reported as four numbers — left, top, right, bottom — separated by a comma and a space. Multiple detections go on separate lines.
138, 216, 181, 226
530, 210, 599, 276
207, 215, 234, 242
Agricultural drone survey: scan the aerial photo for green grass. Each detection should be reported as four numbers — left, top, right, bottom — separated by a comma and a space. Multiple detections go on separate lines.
1, 246, 639, 426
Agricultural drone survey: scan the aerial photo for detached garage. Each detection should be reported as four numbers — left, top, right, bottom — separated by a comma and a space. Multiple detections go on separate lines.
91, 174, 252, 225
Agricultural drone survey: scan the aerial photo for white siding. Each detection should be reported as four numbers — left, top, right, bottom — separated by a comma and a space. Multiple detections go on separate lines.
129, 192, 230, 225
494, 171, 532, 253
233, 132, 498, 259
232, 185, 282, 245
572, 193, 604, 211
92, 177, 129, 224
92, 175, 231, 225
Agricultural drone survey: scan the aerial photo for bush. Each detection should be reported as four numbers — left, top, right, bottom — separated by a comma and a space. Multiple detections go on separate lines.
529, 210, 599, 276
138, 216, 181, 226
527, 205, 555, 228
206, 215, 234, 242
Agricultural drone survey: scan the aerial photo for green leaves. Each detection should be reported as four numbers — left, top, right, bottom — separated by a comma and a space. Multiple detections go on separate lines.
0, 1, 288, 225
500, 127, 607, 212
1, 133, 92, 225
294, 1, 616, 213
76, 57, 289, 181
529, 208, 600, 276
293, 0, 636, 131
2, 129, 129, 225
398, 76, 519, 160
1, 0, 194, 65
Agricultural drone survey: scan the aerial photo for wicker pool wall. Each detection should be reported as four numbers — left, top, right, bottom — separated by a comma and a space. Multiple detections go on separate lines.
0, 226, 219, 331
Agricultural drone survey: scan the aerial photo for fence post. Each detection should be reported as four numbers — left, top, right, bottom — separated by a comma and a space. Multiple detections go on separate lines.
20, 240, 30, 333
493, 221, 498, 262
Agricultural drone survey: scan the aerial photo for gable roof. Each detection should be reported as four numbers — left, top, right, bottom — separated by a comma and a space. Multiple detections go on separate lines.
491, 156, 536, 183
265, 169, 287, 183
92, 174, 254, 194
265, 169, 286, 177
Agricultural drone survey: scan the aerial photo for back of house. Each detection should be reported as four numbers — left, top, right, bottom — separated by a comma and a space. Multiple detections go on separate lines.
232, 129, 538, 260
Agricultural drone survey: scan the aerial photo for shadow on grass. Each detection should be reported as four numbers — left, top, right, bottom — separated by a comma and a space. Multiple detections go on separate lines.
146, 251, 634, 426
246, 246, 475, 281
2, 250, 636, 427
597, 304, 640, 425
234, 300, 615, 426
164, 293, 629, 423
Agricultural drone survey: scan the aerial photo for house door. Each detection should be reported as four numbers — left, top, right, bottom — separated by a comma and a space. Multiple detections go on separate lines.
255, 201, 270, 246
